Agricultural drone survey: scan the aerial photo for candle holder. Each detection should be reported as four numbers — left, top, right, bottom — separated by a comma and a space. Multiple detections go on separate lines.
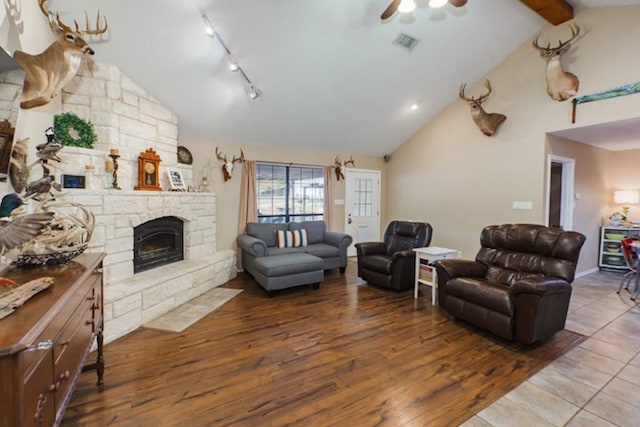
109, 153, 121, 190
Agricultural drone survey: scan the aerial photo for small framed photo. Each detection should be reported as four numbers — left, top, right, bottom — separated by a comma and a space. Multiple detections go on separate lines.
166, 168, 186, 191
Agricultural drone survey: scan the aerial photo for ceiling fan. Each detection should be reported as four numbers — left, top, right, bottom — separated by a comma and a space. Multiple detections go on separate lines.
381, 0, 468, 21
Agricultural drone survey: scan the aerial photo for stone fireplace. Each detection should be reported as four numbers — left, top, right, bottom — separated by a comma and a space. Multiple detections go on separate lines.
63, 190, 237, 345
24, 60, 238, 345
133, 216, 184, 273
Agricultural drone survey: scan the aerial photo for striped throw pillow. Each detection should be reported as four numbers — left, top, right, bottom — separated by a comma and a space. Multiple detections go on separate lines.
275, 229, 308, 248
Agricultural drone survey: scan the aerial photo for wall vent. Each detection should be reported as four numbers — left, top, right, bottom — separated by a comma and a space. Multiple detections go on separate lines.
393, 32, 419, 52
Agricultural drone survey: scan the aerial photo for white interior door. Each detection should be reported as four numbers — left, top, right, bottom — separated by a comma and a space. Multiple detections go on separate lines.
345, 169, 381, 257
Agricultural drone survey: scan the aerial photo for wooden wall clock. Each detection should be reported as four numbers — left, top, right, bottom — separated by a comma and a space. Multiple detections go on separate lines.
134, 148, 162, 191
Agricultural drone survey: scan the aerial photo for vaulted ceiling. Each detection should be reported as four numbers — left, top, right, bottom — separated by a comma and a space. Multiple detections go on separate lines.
9, 1, 640, 155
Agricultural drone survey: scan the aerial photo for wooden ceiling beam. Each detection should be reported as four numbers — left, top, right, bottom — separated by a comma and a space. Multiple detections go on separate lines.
520, 0, 574, 25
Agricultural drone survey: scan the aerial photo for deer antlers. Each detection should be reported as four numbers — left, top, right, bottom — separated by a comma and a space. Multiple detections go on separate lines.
459, 79, 507, 137
334, 156, 355, 181
532, 24, 580, 55
216, 147, 245, 182
39, 0, 108, 35
459, 80, 492, 104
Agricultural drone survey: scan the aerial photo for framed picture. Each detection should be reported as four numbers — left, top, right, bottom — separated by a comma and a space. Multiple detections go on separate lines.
166, 168, 186, 191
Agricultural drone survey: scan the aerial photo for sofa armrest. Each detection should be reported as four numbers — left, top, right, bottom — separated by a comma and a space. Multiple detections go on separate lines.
510, 276, 571, 297
324, 231, 353, 249
355, 241, 387, 256
236, 234, 268, 257
433, 259, 487, 282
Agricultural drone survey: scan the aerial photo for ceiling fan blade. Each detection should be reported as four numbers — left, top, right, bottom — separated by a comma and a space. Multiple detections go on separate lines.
448, 0, 468, 6
381, 0, 401, 20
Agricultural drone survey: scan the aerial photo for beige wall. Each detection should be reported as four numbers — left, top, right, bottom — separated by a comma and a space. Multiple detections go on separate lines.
179, 136, 385, 252
384, 6, 640, 274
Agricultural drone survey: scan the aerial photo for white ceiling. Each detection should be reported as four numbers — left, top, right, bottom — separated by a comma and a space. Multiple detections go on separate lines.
19, 1, 640, 155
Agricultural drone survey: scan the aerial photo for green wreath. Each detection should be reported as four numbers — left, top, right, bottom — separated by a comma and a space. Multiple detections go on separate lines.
53, 112, 97, 148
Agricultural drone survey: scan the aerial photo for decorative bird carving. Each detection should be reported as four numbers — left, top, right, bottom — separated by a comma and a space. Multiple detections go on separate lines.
0, 193, 55, 258
35, 139, 63, 163
24, 175, 61, 201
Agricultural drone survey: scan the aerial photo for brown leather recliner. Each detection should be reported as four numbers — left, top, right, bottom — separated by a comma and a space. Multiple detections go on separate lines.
356, 221, 433, 291
434, 224, 586, 344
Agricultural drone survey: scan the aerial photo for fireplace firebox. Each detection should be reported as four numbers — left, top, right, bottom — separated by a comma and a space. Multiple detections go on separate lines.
133, 216, 184, 273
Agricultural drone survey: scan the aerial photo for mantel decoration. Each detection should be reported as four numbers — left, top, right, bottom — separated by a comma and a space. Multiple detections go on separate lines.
53, 112, 97, 148
571, 81, 640, 123
0, 128, 96, 270
135, 148, 162, 191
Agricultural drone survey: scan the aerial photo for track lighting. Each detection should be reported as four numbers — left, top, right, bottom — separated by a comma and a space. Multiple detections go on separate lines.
202, 13, 215, 38
248, 86, 260, 100
228, 55, 239, 72
201, 11, 260, 100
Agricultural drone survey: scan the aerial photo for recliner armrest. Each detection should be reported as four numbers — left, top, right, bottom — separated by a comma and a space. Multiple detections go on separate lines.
324, 231, 353, 249
391, 249, 415, 261
236, 234, 268, 257
433, 259, 487, 281
510, 276, 571, 297
355, 241, 387, 256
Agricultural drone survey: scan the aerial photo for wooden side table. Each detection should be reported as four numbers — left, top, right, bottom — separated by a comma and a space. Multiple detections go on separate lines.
414, 246, 458, 304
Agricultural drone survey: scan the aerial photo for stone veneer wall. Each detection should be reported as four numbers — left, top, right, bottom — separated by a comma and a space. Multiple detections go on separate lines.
63, 190, 236, 344
0, 69, 21, 126
51, 60, 235, 344
59, 60, 193, 188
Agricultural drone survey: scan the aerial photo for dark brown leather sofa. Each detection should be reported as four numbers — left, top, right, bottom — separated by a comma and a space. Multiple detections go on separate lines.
434, 224, 586, 344
356, 220, 432, 291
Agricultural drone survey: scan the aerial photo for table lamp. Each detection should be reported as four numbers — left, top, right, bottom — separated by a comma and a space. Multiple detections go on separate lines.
614, 190, 639, 222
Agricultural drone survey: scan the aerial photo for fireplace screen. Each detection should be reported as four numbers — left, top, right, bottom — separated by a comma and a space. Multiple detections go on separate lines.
133, 216, 184, 273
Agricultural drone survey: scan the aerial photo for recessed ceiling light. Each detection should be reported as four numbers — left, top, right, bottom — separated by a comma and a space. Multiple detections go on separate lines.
409, 103, 419, 111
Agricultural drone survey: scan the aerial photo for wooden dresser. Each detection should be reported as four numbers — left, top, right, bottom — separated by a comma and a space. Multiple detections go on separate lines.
0, 253, 105, 427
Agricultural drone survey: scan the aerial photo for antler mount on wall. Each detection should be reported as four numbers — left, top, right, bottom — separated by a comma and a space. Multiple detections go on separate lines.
14, 0, 108, 109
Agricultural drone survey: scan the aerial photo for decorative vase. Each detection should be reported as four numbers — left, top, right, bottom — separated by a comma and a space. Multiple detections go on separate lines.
611, 219, 621, 227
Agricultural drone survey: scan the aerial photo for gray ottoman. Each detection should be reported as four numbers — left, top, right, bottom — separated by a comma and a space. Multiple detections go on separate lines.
252, 253, 324, 296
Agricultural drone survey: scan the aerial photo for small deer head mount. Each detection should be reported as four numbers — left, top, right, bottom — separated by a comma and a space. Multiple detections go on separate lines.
459, 80, 507, 137
532, 24, 580, 102
14, 0, 108, 109
334, 156, 355, 181
216, 147, 244, 182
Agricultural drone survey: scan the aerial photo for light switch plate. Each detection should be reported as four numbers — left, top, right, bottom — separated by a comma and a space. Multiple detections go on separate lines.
334, 199, 344, 205
512, 201, 533, 210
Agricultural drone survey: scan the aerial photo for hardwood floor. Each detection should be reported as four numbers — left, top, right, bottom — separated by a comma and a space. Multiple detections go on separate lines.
63, 261, 583, 426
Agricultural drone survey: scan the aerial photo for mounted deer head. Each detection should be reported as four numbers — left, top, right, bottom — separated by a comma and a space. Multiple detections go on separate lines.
13, 0, 108, 109
459, 80, 507, 137
532, 24, 580, 102
216, 147, 244, 182
334, 155, 355, 181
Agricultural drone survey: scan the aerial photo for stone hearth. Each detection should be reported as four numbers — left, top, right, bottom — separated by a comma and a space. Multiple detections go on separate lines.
64, 190, 236, 344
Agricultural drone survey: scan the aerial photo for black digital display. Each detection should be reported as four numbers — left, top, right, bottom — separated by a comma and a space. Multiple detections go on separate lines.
61, 174, 86, 189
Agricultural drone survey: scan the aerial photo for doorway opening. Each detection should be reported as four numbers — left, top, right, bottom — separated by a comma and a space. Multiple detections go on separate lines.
545, 155, 575, 230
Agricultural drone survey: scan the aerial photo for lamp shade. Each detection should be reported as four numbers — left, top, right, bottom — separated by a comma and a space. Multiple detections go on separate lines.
614, 190, 640, 205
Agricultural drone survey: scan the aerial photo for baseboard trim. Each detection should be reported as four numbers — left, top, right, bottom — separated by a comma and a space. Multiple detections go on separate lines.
575, 267, 599, 278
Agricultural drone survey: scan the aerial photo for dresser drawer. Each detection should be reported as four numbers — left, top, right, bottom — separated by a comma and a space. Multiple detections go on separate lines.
23, 349, 55, 427
52, 286, 96, 410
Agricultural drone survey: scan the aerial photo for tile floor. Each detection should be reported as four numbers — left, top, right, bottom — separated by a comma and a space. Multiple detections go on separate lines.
143, 287, 242, 333
462, 270, 640, 427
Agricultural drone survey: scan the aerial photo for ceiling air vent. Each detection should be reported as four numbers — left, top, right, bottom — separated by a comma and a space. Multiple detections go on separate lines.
393, 32, 419, 52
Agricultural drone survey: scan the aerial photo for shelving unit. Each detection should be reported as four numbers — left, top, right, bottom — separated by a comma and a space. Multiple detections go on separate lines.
599, 225, 640, 271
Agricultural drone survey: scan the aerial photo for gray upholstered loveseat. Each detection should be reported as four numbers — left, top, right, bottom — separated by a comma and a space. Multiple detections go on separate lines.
237, 221, 352, 295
